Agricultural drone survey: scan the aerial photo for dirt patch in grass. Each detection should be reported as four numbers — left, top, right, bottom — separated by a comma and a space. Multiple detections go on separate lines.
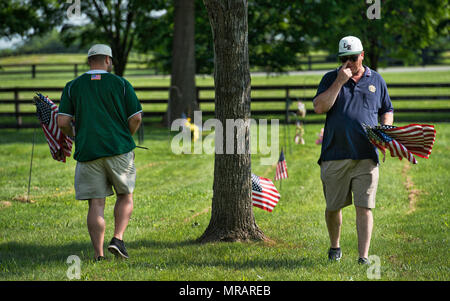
402, 163, 421, 214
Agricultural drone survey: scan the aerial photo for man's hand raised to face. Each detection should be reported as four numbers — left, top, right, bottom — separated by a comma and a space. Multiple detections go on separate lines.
336, 61, 352, 86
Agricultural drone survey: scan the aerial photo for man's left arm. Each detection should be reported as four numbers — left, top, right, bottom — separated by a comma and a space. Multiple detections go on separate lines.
378, 77, 394, 126
124, 79, 143, 136
380, 112, 393, 125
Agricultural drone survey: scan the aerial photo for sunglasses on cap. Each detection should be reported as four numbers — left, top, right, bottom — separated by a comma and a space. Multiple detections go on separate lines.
340, 55, 359, 63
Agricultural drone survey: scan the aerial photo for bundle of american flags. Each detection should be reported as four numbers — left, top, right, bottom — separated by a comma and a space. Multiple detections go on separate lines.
252, 174, 280, 212
364, 124, 436, 164
33, 93, 73, 163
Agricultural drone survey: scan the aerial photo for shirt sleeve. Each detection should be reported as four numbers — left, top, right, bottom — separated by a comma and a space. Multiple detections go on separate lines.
123, 79, 142, 120
58, 82, 74, 117
378, 77, 394, 116
314, 70, 338, 99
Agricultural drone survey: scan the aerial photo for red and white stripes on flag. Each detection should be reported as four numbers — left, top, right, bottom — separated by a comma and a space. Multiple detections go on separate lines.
252, 174, 280, 212
365, 124, 436, 164
274, 150, 288, 181
383, 124, 436, 159
33, 93, 73, 163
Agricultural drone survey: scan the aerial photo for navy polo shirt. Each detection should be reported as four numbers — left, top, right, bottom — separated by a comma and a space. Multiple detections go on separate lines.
315, 65, 393, 165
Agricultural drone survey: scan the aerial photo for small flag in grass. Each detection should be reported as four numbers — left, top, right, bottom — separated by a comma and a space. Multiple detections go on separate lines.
274, 149, 288, 181
252, 174, 280, 212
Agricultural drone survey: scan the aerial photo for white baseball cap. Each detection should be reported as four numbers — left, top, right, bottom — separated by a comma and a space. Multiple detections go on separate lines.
88, 44, 113, 58
338, 36, 363, 56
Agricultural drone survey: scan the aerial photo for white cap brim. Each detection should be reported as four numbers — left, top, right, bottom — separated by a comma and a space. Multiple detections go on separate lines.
338, 50, 363, 56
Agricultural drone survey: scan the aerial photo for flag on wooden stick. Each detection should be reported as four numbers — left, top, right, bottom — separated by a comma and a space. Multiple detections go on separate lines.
364, 124, 436, 164
33, 93, 73, 163
252, 174, 280, 212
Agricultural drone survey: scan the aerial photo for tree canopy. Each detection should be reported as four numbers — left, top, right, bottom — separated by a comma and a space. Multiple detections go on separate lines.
135, 0, 449, 73
313, 0, 450, 70
0, 0, 63, 39
1, 0, 448, 72
60, 0, 167, 76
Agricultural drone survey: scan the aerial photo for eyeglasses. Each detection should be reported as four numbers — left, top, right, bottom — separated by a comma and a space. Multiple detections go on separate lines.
340, 55, 359, 63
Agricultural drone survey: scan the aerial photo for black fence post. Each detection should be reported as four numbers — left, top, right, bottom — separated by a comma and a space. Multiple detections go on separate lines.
74, 64, 78, 77
14, 89, 22, 128
31, 65, 36, 79
196, 87, 201, 111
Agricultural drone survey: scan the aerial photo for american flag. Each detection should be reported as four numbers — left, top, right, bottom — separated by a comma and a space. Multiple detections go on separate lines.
252, 173, 280, 212
33, 93, 73, 163
274, 150, 288, 181
364, 124, 436, 164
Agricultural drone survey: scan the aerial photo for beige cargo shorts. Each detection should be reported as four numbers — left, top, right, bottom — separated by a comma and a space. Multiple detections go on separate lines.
74, 151, 136, 200
320, 159, 379, 211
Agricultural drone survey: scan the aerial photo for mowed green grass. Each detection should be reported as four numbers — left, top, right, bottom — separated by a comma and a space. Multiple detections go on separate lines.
0, 122, 448, 281
0, 54, 449, 280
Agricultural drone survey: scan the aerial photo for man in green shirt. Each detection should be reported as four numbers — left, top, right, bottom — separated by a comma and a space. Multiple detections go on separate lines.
58, 44, 142, 261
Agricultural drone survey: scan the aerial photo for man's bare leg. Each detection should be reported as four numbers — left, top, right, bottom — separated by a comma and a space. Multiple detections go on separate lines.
355, 206, 373, 259
87, 198, 106, 258
113, 193, 133, 240
325, 209, 342, 248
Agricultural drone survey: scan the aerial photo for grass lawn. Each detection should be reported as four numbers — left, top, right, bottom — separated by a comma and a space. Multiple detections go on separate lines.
0, 122, 448, 281
0, 54, 449, 281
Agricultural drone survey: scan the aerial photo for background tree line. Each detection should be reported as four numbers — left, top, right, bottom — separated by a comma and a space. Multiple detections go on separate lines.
2, 0, 449, 73
1, 0, 449, 120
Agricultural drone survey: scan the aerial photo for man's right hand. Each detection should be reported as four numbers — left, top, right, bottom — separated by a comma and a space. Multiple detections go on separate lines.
313, 61, 352, 114
336, 61, 352, 85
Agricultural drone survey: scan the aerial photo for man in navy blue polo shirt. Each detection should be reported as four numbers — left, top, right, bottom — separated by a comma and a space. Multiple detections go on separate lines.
313, 36, 394, 264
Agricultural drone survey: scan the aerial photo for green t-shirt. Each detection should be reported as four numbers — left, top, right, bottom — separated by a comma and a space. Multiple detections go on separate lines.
59, 70, 142, 162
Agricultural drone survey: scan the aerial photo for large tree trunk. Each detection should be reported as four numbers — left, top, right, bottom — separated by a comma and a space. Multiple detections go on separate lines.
363, 20, 380, 71
366, 33, 380, 71
198, 0, 266, 243
164, 0, 199, 126
111, 44, 128, 77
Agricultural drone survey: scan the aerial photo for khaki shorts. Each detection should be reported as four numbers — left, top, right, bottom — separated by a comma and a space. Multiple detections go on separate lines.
320, 159, 379, 211
74, 151, 136, 200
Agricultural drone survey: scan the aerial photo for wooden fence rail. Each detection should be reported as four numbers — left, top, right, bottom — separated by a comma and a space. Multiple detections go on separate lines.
0, 61, 147, 78
1, 50, 448, 78
1, 83, 449, 128
0, 56, 332, 78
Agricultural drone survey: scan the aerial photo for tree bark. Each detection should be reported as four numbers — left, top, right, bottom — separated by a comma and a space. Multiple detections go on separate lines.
198, 0, 266, 243
164, 0, 199, 126
366, 37, 380, 71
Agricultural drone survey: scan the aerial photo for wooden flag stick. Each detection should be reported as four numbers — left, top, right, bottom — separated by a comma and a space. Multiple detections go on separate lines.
27, 127, 36, 202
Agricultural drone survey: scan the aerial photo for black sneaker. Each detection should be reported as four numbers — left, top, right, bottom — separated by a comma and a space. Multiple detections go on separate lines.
358, 257, 369, 265
94, 256, 106, 262
108, 237, 129, 259
328, 247, 342, 261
